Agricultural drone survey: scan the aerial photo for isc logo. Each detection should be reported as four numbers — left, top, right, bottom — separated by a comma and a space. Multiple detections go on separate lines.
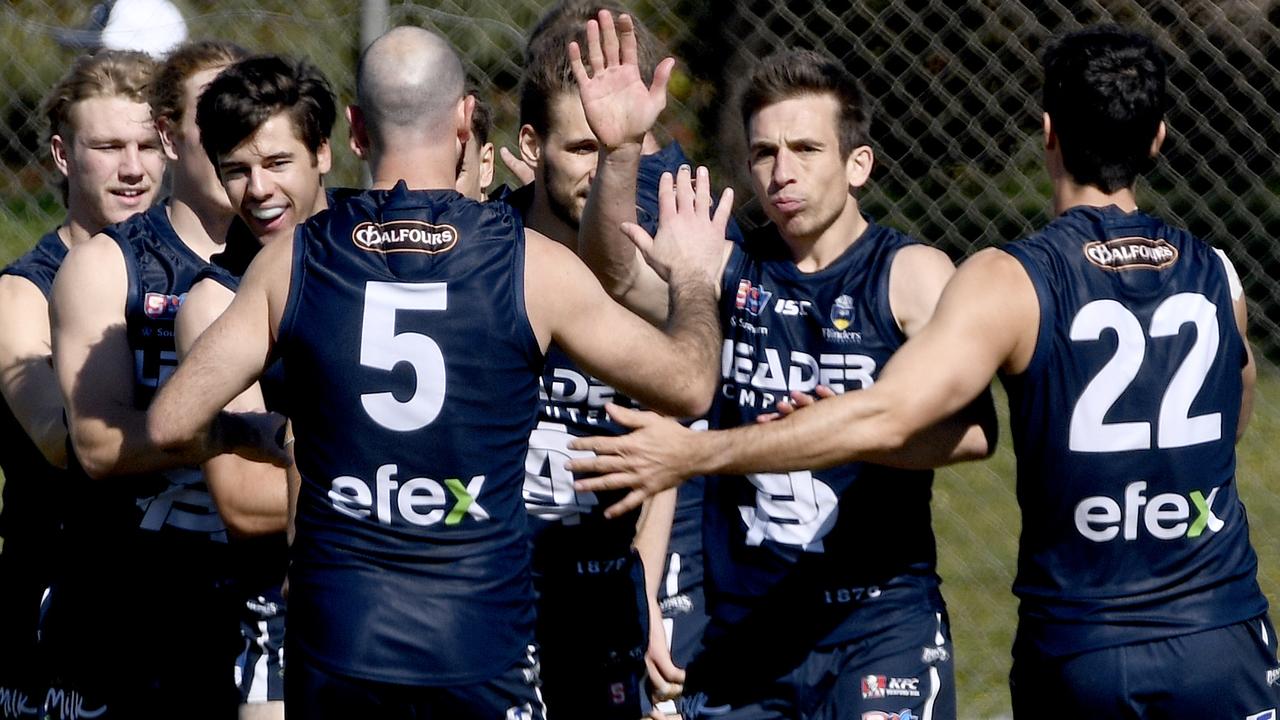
1074, 480, 1224, 542
774, 299, 811, 317
330, 464, 489, 527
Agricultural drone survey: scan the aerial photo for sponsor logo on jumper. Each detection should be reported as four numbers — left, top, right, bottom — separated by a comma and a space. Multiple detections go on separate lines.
1245, 710, 1276, 720
353, 220, 458, 254
863, 711, 916, 720
831, 294, 854, 330
1074, 480, 1224, 542
1083, 236, 1178, 271
734, 279, 772, 317
142, 291, 185, 319
330, 464, 488, 526
1267, 667, 1280, 687
861, 675, 921, 700
721, 339, 876, 410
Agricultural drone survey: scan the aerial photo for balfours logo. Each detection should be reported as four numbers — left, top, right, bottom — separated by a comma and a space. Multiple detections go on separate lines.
353, 220, 459, 254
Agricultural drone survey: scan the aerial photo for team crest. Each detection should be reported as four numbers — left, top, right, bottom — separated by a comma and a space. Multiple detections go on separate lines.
734, 280, 772, 317
1083, 236, 1178, 271
143, 292, 185, 319
352, 220, 459, 254
831, 294, 854, 330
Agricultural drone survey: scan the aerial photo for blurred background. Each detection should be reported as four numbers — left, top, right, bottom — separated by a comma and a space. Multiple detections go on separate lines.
3, 1, 1279, 717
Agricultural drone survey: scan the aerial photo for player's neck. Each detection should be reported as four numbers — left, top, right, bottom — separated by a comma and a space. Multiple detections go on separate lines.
784, 197, 868, 273
526, 186, 577, 250
1052, 177, 1138, 216
167, 190, 232, 262
59, 213, 99, 247
369, 146, 458, 191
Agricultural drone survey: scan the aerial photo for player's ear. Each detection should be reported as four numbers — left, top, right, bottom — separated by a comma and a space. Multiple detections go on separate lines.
314, 139, 332, 175
845, 144, 874, 189
479, 142, 495, 190
50, 134, 70, 177
1149, 120, 1166, 158
346, 104, 369, 160
1042, 112, 1057, 151
518, 125, 541, 168
458, 94, 475, 149
156, 115, 180, 162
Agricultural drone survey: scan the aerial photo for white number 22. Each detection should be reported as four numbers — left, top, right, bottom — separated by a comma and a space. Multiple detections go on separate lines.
1069, 293, 1221, 452
359, 281, 447, 431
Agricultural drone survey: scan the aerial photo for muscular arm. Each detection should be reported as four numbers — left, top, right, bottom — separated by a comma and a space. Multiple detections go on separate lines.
0, 275, 68, 467
176, 278, 288, 537
51, 234, 216, 478
147, 236, 293, 466
879, 244, 998, 467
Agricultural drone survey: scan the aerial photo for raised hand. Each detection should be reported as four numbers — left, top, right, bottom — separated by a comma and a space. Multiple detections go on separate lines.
623, 165, 733, 286
569, 10, 676, 150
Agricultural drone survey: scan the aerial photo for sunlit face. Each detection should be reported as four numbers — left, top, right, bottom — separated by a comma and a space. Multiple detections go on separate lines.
216, 112, 331, 245
537, 90, 598, 228
747, 93, 860, 243
163, 65, 235, 215
455, 132, 495, 201
57, 95, 166, 231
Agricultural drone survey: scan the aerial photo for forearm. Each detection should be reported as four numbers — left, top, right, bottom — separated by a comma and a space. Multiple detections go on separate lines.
81, 408, 258, 479
203, 454, 289, 537
653, 267, 721, 414
579, 145, 652, 300
633, 488, 676, 602
860, 389, 998, 469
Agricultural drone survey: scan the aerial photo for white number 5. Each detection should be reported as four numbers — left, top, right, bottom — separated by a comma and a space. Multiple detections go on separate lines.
359, 281, 447, 431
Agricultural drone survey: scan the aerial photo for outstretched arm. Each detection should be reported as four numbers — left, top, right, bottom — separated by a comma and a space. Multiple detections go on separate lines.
568, 248, 1036, 516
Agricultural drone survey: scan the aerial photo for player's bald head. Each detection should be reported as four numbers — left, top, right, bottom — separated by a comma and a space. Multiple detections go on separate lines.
356, 26, 465, 144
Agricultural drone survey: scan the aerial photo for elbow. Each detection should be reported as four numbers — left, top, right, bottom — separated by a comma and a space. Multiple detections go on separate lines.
69, 433, 116, 480
955, 423, 998, 462
146, 407, 192, 455
661, 374, 717, 419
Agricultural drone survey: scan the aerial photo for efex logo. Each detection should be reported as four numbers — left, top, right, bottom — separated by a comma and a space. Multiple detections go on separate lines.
1075, 481, 1224, 542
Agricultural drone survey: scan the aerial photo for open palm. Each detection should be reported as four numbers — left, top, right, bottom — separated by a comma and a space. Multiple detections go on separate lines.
570, 10, 675, 149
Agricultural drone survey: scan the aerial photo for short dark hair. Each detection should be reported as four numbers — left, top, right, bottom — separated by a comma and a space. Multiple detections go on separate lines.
469, 86, 493, 146
196, 54, 336, 168
518, 1, 660, 135
151, 40, 248, 129
740, 48, 871, 159
1042, 25, 1168, 193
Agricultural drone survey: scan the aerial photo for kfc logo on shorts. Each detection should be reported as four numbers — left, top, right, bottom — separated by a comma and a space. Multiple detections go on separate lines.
143, 292, 184, 318
862, 711, 916, 720
734, 280, 772, 317
861, 675, 887, 699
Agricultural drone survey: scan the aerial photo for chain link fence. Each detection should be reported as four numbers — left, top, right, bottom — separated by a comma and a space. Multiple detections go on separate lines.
3, 2, 1279, 717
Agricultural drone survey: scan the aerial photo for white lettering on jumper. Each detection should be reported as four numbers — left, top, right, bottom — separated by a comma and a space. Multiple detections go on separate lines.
720, 339, 876, 409
329, 464, 488, 527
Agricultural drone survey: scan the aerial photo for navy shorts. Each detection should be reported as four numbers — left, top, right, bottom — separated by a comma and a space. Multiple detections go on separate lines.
236, 591, 286, 704
681, 611, 955, 720
535, 548, 650, 719
0, 539, 52, 720
1011, 614, 1280, 719
284, 643, 546, 720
